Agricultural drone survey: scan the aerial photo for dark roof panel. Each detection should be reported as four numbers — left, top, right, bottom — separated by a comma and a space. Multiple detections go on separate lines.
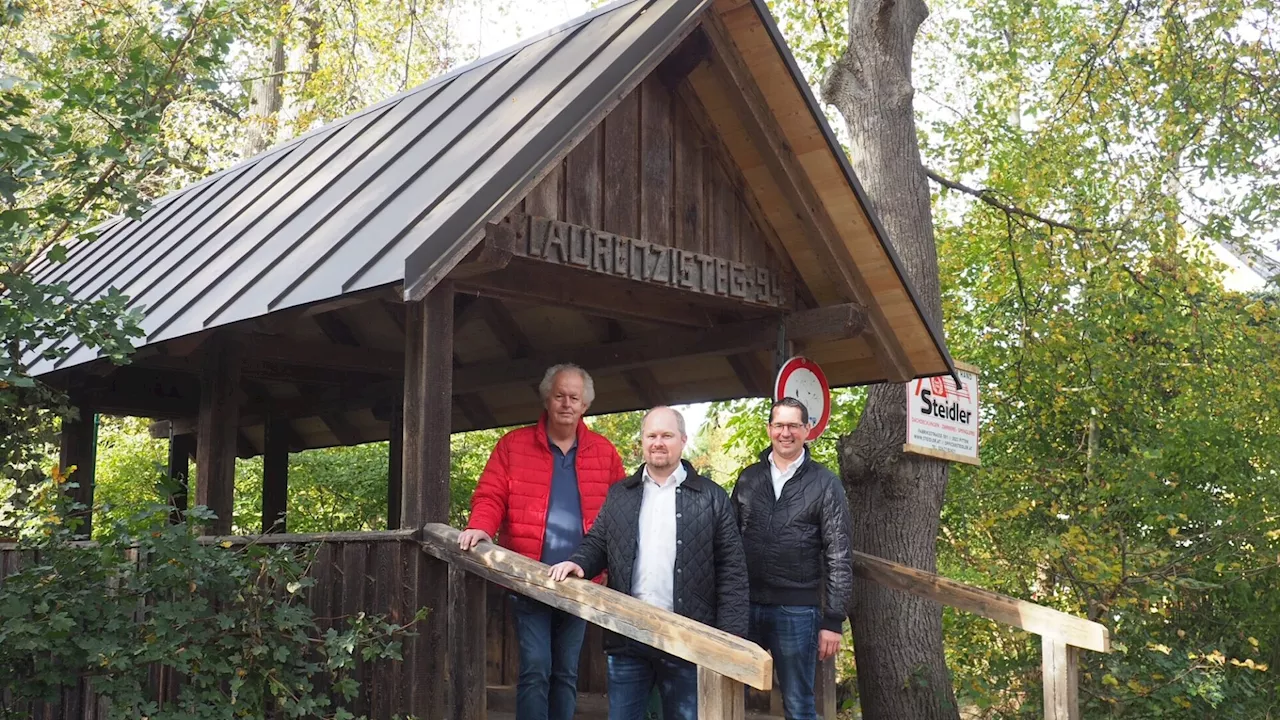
27, 0, 708, 375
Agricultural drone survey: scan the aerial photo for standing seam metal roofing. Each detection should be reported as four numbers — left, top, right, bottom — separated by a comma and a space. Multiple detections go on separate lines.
25, 0, 711, 376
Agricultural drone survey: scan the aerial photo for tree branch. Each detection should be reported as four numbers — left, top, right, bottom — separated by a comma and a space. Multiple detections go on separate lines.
924, 167, 1109, 236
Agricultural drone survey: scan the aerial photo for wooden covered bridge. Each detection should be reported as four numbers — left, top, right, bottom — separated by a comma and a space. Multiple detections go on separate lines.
10, 0, 1109, 716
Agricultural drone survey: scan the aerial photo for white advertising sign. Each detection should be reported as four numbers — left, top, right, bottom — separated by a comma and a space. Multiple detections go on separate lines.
904, 363, 980, 465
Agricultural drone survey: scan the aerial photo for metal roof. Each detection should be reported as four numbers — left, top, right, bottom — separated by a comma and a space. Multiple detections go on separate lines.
24, 0, 711, 376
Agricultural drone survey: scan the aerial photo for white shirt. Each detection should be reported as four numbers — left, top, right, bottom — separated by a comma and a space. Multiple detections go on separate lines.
769, 449, 805, 500
631, 463, 687, 611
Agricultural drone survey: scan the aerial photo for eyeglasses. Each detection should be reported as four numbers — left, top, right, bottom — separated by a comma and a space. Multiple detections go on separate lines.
769, 422, 807, 432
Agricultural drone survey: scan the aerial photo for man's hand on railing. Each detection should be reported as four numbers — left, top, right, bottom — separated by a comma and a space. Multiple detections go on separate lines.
548, 561, 585, 581
818, 629, 841, 661
457, 529, 492, 550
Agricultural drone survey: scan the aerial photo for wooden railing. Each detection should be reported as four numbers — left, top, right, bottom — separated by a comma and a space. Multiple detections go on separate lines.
421, 523, 1110, 720
851, 550, 1111, 720
419, 523, 774, 718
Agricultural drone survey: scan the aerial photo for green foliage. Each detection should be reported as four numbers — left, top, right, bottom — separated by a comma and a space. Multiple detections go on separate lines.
0, 482, 421, 719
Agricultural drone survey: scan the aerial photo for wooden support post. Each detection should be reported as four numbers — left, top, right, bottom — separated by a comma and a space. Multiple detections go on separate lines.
698, 667, 745, 720
448, 564, 487, 720
58, 406, 96, 538
815, 655, 837, 720
167, 433, 195, 524
195, 333, 241, 535
261, 417, 289, 533
387, 395, 403, 530
401, 282, 453, 719
1042, 637, 1080, 720
401, 281, 453, 528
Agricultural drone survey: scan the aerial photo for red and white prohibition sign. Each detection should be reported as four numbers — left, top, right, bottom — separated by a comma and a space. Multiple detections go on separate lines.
774, 356, 832, 440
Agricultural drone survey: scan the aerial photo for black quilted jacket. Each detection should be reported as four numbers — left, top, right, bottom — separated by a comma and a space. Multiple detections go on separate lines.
568, 460, 749, 641
730, 449, 853, 633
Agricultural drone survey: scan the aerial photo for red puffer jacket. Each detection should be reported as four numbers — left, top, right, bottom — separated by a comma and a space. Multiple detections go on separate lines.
466, 414, 625, 562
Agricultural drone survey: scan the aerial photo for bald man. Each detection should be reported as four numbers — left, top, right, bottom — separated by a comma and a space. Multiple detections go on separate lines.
549, 407, 748, 720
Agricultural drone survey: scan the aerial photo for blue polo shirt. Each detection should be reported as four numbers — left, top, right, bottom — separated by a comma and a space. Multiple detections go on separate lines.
540, 440, 584, 565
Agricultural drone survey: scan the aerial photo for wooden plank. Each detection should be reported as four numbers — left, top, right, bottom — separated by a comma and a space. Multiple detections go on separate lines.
401, 281, 453, 527
341, 542, 370, 717
503, 593, 520, 685
851, 550, 1110, 652
697, 667, 745, 720
673, 100, 706, 253
418, 556, 451, 718
419, 523, 773, 690
1042, 637, 1081, 720
526, 162, 563, 220
58, 405, 97, 538
195, 333, 241, 535
387, 397, 403, 530
371, 542, 397, 720
710, 159, 739, 261
815, 656, 837, 720
486, 583, 506, 684
449, 564, 488, 720
640, 76, 674, 246
166, 432, 194, 523
603, 88, 640, 237
262, 416, 289, 533
725, 352, 772, 396
201, 529, 420, 546
565, 125, 603, 228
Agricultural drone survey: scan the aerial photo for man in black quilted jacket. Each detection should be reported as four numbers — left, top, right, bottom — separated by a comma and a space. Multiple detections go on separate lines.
731, 397, 853, 720
548, 406, 748, 720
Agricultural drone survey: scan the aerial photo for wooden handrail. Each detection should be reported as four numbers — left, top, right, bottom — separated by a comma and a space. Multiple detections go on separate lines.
851, 550, 1111, 653
419, 522, 773, 691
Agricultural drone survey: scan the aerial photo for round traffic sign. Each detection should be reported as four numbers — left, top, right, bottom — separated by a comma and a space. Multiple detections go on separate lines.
774, 356, 832, 440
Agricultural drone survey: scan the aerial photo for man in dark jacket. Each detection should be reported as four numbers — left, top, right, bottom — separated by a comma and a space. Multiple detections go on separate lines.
548, 406, 748, 720
731, 397, 853, 720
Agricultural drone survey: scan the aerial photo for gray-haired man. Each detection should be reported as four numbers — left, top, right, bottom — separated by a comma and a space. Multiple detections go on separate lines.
458, 364, 625, 720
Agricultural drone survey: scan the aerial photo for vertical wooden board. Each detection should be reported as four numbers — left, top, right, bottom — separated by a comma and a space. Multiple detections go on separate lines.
448, 565, 487, 720
603, 88, 640, 236
710, 158, 739, 261
673, 102, 706, 253
1042, 637, 1081, 720
371, 542, 397, 720
697, 667, 745, 720
341, 543, 370, 717
503, 592, 520, 685
309, 542, 335, 627
387, 399, 403, 530
578, 623, 609, 693
526, 161, 563, 220
59, 407, 97, 538
486, 582, 506, 684
815, 656, 837, 720
739, 212, 766, 267
565, 125, 603, 228
261, 417, 289, 533
640, 76, 673, 245
402, 543, 426, 715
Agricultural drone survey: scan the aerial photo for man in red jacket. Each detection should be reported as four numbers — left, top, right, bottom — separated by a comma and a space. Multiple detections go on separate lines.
458, 363, 625, 720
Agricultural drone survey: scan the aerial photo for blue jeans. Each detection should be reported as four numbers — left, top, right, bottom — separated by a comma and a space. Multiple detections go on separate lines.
749, 604, 820, 720
511, 593, 588, 720
606, 649, 697, 720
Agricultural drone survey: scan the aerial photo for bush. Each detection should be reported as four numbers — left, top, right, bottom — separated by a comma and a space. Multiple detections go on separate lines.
0, 481, 423, 719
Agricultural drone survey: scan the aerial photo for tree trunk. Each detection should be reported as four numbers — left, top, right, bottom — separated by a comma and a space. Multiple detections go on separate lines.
243, 36, 286, 157
821, 0, 958, 717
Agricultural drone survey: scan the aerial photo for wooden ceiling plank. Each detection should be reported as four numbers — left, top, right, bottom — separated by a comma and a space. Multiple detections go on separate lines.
696, 12, 914, 382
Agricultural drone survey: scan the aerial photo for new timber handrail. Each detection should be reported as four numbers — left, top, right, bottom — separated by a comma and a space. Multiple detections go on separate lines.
850, 550, 1111, 720
419, 522, 772, 719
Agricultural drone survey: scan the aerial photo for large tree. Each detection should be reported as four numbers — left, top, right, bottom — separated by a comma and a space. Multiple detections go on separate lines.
760, 0, 1280, 714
